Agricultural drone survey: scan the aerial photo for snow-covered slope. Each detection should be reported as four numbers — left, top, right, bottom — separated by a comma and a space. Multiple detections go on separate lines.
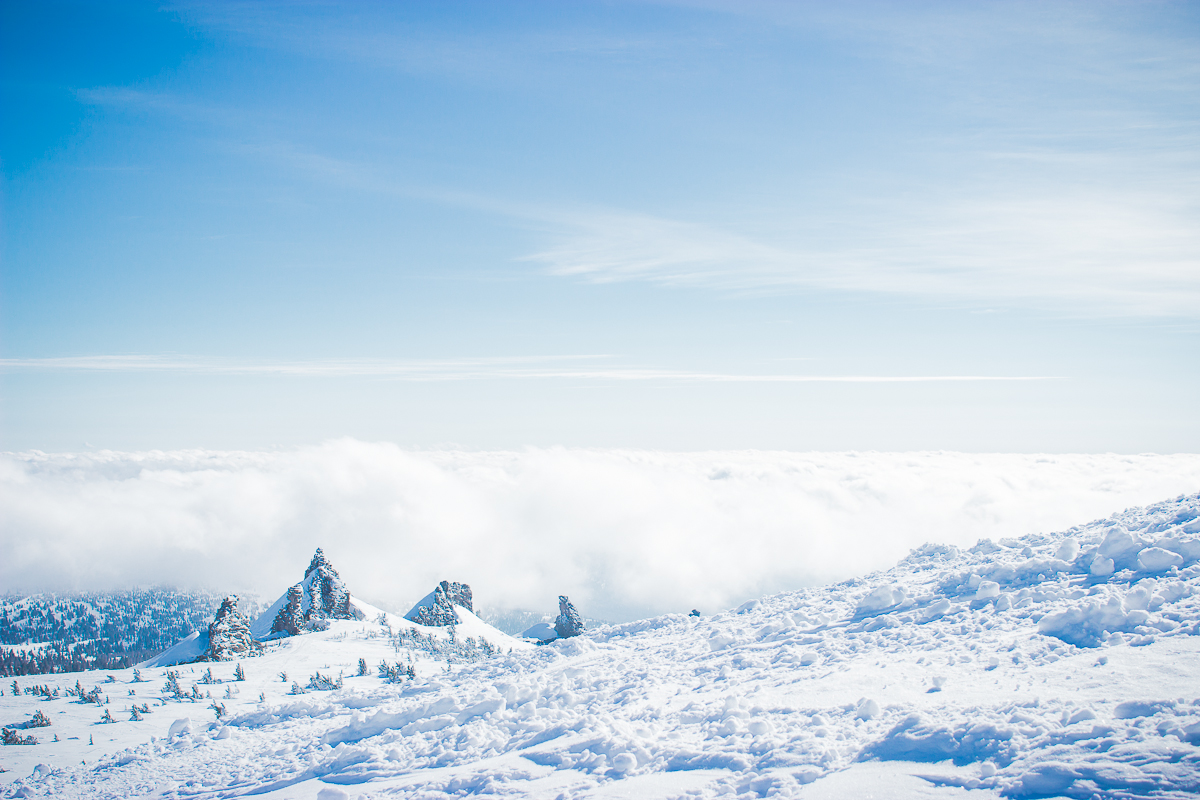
136, 631, 206, 669
3, 493, 1200, 799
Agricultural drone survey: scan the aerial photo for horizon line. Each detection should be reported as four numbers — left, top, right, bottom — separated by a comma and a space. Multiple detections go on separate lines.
0, 355, 1060, 383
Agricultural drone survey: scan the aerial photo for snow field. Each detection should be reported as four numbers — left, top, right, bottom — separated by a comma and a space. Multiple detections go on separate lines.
2, 493, 1200, 798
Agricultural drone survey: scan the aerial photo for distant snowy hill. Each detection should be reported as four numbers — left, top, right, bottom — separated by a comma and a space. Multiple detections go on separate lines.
2, 493, 1200, 799
0, 589, 227, 677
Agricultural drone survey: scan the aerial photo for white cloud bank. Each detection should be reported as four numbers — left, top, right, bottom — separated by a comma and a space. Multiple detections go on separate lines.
3, 442, 1199, 621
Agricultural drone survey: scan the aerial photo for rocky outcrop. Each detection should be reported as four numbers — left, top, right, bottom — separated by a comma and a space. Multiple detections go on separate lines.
405, 580, 474, 627
304, 548, 353, 621
198, 596, 262, 661
440, 580, 473, 613
264, 548, 360, 638
554, 595, 585, 639
270, 585, 304, 637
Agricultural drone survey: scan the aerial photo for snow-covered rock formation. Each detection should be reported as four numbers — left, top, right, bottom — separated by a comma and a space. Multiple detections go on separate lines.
196, 595, 262, 662
404, 580, 473, 627
554, 594, 585, 639
268, 585, 304, 637
253, 548, 362, 639
519, 595, 587, 642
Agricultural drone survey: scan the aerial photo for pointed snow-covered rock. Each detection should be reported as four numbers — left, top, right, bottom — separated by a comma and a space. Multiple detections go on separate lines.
554, 595, 585, 639
254, 548, 363, 639
404, 580, 473, 627
303, 547, 353, 621
197, 596, 262, 661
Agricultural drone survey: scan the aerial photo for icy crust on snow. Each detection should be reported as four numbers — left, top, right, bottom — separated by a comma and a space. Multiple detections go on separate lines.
3, 493, 1200, 799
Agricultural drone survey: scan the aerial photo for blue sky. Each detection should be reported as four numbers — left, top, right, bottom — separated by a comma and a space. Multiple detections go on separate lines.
2, 0, 1197, 451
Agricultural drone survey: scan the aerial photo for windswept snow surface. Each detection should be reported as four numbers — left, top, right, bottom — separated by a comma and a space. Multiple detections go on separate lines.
4, 493, 1200, 798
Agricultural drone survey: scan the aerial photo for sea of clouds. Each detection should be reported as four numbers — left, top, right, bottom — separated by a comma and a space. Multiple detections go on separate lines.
3, 441, 1200, 622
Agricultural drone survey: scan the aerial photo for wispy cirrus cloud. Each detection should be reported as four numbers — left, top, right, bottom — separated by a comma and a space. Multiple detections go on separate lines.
97, 3, 1200, 318
523, 185, 1200, 317
0, 355, 1054, 383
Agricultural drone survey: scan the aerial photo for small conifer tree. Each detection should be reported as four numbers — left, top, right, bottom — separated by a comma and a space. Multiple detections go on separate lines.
234, 663, 245, 682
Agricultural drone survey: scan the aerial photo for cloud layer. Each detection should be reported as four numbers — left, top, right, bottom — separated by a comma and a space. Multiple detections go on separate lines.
3, 443, 1199, 621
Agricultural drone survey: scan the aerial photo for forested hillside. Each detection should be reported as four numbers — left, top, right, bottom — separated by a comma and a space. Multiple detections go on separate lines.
0, 589, 235, 676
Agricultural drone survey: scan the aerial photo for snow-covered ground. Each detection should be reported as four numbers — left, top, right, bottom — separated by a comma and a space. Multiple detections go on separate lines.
3, 493, 1200, 799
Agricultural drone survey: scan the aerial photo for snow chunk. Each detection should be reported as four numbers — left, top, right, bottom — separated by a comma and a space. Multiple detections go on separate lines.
975, 581, 1001, 600
709, 633, 736, 652
855, 699, 881, 720
612, 752, 637, 773
1055, 538, 1080, 561
857, 585, 905, 614
1113, 701, 1168, 719
1137, 547, 1183, 572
